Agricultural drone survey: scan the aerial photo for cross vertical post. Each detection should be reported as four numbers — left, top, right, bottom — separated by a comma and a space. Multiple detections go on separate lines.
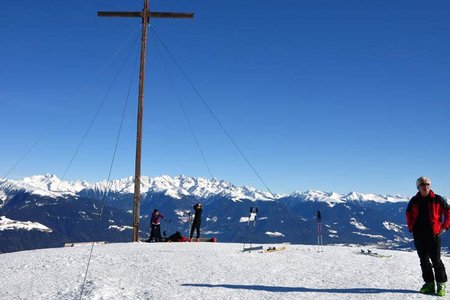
98, 1, 193, 242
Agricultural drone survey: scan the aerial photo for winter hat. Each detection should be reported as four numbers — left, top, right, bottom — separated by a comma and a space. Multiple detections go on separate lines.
416, 176, 431, 189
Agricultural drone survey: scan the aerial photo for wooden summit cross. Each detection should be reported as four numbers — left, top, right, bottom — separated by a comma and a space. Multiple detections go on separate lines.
98, 0, 193, 242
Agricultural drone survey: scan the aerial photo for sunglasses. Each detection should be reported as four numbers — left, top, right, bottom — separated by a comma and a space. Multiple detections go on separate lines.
419, 183, 430, 187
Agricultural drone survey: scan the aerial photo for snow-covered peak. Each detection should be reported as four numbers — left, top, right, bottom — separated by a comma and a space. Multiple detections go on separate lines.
289, 189, 408, 206
138, 175, 276, 201
0, 174, 84, 199
1, 174, 412, 204
342, 192, 407, 203
22, 174, 84, 194
290, 190, 346, 206
0, 174, 277, 202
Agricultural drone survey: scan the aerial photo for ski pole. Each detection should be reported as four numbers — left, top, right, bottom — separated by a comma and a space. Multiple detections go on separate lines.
248, 207, 258, 249
167, 218, 172, 237
250, 207, 258, 249
243, 207, 253, 250
187, 211, 192, 240
316, 210, 323, 252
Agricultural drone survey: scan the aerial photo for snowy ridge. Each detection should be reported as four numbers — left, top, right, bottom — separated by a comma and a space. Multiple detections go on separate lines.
383, 221, 404, 233
0, 174, 84, 200
0, 174, 417, 207
0, 174, 277, 203
0, 216, 52, 232
289, 190, 408, 207
138, 175, 276, 201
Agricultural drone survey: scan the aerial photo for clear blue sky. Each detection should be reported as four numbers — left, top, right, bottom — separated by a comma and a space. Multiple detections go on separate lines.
1, 0, 449, 196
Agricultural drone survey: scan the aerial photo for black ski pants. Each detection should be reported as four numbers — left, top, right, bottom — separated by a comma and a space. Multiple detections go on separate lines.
150, 224, 162, 242
190, 221, 201, 239
414, 233, 447, 283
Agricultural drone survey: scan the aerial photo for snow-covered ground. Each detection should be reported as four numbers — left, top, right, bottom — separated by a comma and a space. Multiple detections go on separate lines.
0, 242, 445, 299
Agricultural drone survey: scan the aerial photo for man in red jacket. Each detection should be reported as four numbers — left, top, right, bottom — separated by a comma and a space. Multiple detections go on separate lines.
406, 176, 450, 296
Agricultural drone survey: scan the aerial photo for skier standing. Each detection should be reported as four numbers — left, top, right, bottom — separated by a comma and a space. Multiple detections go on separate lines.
406, 176, 450, 296
190, 203, 203, 242
149, 209, 165, 242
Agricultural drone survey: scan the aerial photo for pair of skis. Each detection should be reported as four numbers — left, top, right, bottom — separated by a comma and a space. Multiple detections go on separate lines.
359, 249, 392, 258
265, 246, 287, 253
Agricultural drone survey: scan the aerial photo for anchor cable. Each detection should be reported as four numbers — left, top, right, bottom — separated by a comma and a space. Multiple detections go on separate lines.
2, 26, 140, 180
150, 27, 276, 199
60, 29, 140, 186
2, 130, 48, 179
78, 30, 141, 300
149, 28, 313, 246
150, 29, 214, 179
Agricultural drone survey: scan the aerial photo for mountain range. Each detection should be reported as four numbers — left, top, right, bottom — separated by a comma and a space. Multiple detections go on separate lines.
1, 174, 439, 253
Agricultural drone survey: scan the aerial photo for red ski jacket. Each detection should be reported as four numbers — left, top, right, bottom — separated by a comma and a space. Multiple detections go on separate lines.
406, 190, 450, 235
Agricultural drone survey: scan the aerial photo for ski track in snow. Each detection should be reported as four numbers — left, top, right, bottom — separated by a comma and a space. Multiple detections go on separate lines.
0, 242, 444, 299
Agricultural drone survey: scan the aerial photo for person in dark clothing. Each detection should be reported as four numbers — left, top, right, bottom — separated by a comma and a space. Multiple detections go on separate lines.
149, 209, 164, 242
190, 203, 203, 242
406, 176, 450, 296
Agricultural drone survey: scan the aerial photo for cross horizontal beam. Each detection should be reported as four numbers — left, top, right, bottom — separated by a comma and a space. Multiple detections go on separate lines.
97, 11, 194, 19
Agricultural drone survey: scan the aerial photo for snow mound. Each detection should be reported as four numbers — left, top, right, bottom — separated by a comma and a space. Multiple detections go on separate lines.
0, 242, 438, 299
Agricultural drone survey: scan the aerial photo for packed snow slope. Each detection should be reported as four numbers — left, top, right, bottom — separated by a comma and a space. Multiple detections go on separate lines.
0, 242, 444, 300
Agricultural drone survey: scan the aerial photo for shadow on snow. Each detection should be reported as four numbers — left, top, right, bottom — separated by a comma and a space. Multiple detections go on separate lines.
181, 284, 416, 294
